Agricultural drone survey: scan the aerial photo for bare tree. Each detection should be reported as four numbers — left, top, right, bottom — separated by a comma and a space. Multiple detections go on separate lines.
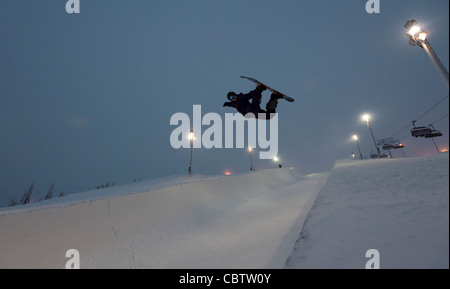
8, 198, 18, 207
44, 182, 55, 200
20, 182, 34, 205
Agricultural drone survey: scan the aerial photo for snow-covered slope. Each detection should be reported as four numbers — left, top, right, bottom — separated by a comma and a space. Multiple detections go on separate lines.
0, 167, 327, 269
286, 152, 449, 269
0, 153, 448, 269
0, 174, 221, 215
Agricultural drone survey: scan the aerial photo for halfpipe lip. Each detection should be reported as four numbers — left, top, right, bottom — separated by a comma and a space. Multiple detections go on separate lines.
0, 167, 301, 216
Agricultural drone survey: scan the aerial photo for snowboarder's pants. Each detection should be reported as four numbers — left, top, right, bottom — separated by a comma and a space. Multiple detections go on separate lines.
248, 91, 277, 120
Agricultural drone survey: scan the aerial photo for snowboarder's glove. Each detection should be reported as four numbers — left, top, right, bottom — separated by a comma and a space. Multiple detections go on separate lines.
256, 83, 267, 91
223, 102, 235, 108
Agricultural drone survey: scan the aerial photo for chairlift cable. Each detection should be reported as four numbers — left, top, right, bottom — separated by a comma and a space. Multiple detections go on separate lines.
389, 94, 448, 139
414, 94, 449, 123
397, 134, 411, 141
389, 123, 413, 139
429, 113, 449, 126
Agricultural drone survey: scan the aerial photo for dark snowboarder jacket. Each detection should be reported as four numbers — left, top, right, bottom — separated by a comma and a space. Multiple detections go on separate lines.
223, 87, 269, 117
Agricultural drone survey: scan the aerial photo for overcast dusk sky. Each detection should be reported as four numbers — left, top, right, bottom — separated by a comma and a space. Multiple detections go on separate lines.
0, 0, 448, 205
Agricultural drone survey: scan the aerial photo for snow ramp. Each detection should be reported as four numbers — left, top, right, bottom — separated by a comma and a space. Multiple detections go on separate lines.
0, 168, 328, 269
285, 152, 449, 269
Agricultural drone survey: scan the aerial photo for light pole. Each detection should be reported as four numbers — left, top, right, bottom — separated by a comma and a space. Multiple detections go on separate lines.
362, 114, 381, 158
352, 135, 363, 159
273, 156, 281, 168
404, 19, 449, 89
188, 130, 194, 175
248, 147, 254, 171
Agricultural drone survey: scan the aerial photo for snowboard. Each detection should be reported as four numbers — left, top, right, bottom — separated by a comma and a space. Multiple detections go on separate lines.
240, 76, 295, 102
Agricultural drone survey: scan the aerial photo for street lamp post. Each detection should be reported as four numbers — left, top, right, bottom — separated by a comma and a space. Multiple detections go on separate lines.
362, 114, 381, 158
352, 135, 363, 159
248, 147, 254, 171
404, 19, 449, 89
188, 130, 194, 175
273, 156, 281, 168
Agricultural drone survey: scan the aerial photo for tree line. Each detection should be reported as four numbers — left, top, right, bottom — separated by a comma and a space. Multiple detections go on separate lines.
8, 180, 118, 207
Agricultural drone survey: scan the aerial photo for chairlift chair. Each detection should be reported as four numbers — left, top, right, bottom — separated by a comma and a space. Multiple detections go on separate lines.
425, 131, 442, 138
381, 138, 404, 150
424, 124, 442, 138
411, 121, 432, 138
380, 153, 389, 158
382, 144, 395, 150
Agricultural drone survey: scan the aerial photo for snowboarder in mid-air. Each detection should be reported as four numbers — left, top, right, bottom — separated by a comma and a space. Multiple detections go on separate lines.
223, 84, 284, 119
223, 76, 294, 119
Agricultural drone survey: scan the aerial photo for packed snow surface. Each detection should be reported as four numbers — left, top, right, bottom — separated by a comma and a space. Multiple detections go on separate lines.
286, 152, 449, 269
0, 152, 448, 269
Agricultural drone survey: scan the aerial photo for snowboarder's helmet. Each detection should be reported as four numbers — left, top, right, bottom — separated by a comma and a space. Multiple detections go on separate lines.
227, 91, 236, 100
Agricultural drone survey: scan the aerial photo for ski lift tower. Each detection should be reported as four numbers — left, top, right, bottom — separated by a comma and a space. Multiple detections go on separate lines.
425, 124, 443, 153
362, 114, 381, 158
352, 135, 363, 159
404, 19, 449, 89
377, 138, 405, 158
